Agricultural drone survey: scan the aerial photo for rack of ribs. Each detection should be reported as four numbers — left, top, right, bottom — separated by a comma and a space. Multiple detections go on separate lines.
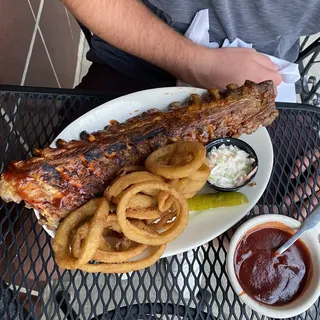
0, 80, 278, 229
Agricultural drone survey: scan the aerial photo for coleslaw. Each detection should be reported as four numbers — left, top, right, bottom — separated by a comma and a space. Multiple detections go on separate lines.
207, 144, 256, 188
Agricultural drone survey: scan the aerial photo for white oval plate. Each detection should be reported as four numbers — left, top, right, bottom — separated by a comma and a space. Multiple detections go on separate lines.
35, 87, 273, 258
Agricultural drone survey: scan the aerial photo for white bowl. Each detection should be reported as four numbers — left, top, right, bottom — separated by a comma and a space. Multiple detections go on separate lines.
226, 214, 320, 318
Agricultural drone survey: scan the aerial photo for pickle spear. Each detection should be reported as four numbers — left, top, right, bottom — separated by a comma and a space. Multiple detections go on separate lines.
187, 193, 249, 211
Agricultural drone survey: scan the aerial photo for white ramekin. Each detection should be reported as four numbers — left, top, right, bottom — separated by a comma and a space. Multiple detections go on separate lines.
226, 214, 320, 318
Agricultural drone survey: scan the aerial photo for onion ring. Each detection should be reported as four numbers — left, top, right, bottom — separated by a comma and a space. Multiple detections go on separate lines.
93, 243, 148, 263
203, 157, 210, 168
157, 193, 174, 212
126, 207, 163, 220
78, 245, 166, 274
153, 210, 176, 231
71, 222, 114, 258
52, 198, 109, 269
71, 215, 150, 264
183, 191, 197, 199
74, 197, 110, 265
157, 179, 178, 212
105, 171, 163, 201
157, 162, 209, 205
186, 163, 210, 182
77, 214, 149, 263
71, 222, 96, 258
113, 193, 157, 209
71, 214, 120, 258
145, 142, 206, 179
177, 178, 207, 193
117, 181, 189, 245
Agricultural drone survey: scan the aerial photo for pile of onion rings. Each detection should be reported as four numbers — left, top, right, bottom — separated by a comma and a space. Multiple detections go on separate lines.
52, 197, 166, 273
52, 141, 210, 273
146, 142, 210, 210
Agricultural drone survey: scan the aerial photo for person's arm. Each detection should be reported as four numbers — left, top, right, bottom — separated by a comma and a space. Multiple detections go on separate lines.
63, 0, 282, 89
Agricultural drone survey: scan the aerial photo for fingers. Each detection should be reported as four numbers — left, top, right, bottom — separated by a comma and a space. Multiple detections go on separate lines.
290, 149, 320, 178
282, 148, 319, 219
254, 68, 282, 87
257, 54, 279, 71
305, 190, 320, 212
285, 148, 319, 209
265, 69, 282, 86
293, 190, 320, 222
255, 54, 282, 86
285, 174, 320, 206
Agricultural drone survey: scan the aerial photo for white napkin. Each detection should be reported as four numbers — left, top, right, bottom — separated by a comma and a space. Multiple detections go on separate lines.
177, 9, 300, 102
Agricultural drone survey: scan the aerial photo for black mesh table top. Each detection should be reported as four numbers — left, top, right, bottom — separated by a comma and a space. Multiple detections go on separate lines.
0, 86, 319, 320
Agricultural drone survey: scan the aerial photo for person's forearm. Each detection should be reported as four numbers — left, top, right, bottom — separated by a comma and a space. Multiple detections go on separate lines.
63, 0, 201, 79
63, 0, 281, 89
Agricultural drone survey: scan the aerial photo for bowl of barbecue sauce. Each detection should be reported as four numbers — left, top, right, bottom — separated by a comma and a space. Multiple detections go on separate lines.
226, 215, 320, 318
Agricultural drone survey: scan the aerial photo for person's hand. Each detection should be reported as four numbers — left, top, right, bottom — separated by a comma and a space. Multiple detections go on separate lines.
284, 148, 320, 220
183, 47, 282, 90
258, 148, 319, 220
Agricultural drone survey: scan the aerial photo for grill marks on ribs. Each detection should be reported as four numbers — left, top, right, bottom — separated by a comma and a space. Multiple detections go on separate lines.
0, 81, 278, 229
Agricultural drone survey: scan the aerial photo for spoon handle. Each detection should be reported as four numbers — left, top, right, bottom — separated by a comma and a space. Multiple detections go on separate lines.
276, 206, 320, 255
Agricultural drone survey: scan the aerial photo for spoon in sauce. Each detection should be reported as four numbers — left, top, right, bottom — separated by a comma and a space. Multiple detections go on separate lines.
276, 205, 320, 255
